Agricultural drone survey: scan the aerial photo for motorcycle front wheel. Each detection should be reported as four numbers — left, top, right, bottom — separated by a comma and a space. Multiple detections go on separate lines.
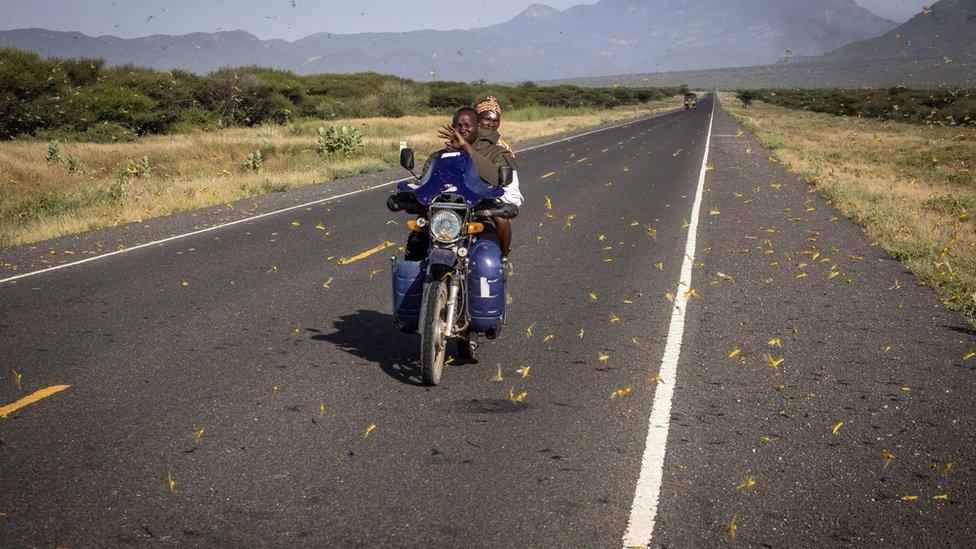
420, 279, 448, 385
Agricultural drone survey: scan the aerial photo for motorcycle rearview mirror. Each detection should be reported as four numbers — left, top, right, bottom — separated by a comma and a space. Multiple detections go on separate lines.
400, 148, 415, 171
498, 165, 514, 187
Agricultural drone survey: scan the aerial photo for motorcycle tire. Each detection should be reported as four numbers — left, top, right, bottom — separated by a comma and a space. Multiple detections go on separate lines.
420, 279, 448, 385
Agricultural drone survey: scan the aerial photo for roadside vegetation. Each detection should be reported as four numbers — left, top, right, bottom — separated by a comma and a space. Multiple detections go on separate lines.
0, 48, 684, 141
0, 47, 687, 247
740, 88, 976, 127
720, 92, 976, 321
0, 98, 683, 247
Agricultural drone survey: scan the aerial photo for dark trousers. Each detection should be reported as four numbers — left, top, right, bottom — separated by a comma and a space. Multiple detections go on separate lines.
404, 231, 430, 261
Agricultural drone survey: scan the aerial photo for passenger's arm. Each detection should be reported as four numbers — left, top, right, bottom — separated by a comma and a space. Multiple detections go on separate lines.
469, 148, 517, 186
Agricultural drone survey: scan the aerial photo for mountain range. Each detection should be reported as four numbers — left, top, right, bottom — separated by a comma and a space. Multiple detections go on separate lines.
0, 0, 897, 82
555, 0, 975, 88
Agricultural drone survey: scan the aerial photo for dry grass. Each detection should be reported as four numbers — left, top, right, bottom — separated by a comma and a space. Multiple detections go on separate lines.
719, 92, 976, 321
0, 98, 682, 247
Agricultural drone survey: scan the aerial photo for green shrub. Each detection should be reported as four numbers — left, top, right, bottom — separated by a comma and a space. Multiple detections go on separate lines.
171, 106, 219, 133
45, 141, 62, 164
757, 88, 976, 126
316, 126, 363, 156
42, 141, 87, 173
314, 97, 346, 119
199, 69, 294, 127
737, 90, 759, 107
64, 154, 87, 174
242, 149, 265, 172
259, 180, 289, 193
338, 95, 380, 118
11, 190, 79, 223
374, 81, 428, 118
118, 156, 152, 181
79, 121, 138, 143
86, 179, 127, 205
0, 47, 684, 139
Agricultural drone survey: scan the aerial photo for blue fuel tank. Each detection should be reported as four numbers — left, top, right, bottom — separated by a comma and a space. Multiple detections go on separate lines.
392, 259, 424, 332
466, 238, 505, 332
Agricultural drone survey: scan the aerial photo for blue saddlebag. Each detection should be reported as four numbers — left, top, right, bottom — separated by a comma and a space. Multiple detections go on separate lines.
466, 239, 505, 332
392, 259, 425, 332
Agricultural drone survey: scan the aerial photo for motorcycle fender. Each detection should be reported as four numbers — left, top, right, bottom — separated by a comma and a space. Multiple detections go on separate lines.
427, 248, 458, 269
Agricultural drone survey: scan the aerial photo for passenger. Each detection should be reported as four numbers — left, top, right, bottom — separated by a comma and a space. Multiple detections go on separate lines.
475, 96, 521, 265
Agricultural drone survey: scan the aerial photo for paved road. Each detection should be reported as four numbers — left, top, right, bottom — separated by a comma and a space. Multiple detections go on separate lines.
1, 95, 974, 547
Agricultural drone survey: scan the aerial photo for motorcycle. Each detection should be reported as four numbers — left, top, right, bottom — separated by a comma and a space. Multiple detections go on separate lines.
387, 147, 517, 385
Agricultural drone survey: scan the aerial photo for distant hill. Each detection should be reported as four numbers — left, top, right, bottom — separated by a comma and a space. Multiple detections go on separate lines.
487, 0, 896, 73
553, 0, 976, 89
818, 0, 975, 66
0, 0, 895, 82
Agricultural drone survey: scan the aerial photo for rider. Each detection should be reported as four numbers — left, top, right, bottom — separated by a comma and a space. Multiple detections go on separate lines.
475, 96, 521, 264
403, 106, 519, 261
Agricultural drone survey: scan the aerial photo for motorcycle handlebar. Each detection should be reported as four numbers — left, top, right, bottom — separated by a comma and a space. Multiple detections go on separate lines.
387, 193, 426, 215
387, 193, 518, 219
472, 203, 519, 219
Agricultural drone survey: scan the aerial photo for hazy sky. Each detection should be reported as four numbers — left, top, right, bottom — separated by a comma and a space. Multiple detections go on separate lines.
0, 0, 924, 40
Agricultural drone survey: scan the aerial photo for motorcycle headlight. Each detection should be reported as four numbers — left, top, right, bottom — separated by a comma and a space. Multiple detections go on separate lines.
430, 210, 463, 242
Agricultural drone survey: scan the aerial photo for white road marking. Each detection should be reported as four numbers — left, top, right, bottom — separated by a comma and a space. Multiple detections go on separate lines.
622, 96, 716, 548
0, 108, 684, 285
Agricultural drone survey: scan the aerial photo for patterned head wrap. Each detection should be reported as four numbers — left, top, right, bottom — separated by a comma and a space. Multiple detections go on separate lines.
476, 96, 502, 118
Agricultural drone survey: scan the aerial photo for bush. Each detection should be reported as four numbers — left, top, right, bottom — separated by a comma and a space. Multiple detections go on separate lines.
170, 106, 220, 133
199, 69, 293, 127
737, 90, 760, 107
316, 126, 363, 156
40, 141, 86, 173
118, 156, 152, 180
100, 64, 198, 132
64, 154, 87, 174
241, 150, 265, 172
250, 67, 311, 116
374, 81, 428, 118
314, 97, 346, 119
342, 95, 381, 118
35, 124, 137, 143
92, 179, 127, 204
45, 141, 62, 164
428, 82, 474, 109
0, 47, 686, 139
757, 88, 976, 126
42, 83, 159, 135
12, 190, 79, 223
79, 121, 138, 143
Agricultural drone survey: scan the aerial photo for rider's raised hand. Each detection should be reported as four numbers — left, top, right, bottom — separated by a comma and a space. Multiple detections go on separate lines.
437, 124, 468, 150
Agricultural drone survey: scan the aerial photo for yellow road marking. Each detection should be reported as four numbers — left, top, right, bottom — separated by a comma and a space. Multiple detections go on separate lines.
0, 385, 71, 418
540, 172, 556, 179
337, 241, 395, 265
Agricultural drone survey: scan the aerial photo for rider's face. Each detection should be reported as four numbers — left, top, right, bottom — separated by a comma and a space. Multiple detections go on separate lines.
453, 112, 479, 144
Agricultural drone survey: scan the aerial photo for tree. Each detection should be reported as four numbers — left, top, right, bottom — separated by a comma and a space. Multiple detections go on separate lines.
737, 90, 759, 107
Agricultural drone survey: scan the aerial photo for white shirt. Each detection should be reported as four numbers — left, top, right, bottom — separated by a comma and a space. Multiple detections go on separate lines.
500, 170, 523, 206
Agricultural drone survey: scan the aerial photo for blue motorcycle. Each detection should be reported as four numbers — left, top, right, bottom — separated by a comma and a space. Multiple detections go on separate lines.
387, 148, 517, 385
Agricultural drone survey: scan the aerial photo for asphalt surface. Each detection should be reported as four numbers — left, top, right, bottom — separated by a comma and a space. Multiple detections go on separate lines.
1, 95, 974, 547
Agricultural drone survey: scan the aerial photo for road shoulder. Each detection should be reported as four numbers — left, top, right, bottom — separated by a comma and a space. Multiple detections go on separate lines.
651, 102, 976, 546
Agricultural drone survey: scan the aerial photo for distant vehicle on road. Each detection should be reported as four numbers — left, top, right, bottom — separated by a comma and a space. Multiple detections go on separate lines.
684, 92, 699, 110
